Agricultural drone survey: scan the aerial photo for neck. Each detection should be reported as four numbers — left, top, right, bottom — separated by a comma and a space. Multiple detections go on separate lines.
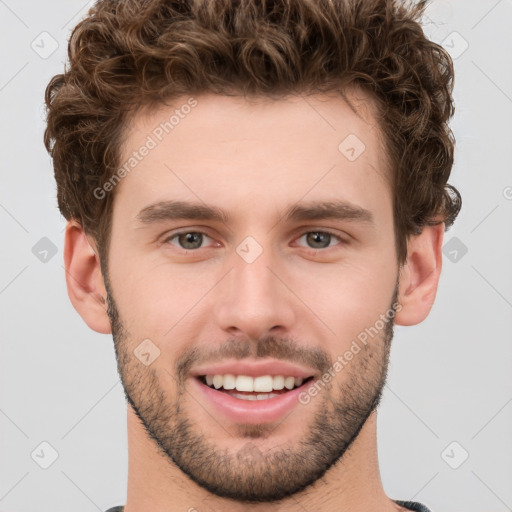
123, 408, 402, 512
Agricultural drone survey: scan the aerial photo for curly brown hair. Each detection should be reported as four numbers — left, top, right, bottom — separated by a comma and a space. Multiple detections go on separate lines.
44, 0, 461, 268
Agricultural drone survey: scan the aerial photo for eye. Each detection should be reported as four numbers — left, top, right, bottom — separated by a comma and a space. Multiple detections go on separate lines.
164, 231, 216, 250
162, 229, 346, 252
295, 230, 344, 250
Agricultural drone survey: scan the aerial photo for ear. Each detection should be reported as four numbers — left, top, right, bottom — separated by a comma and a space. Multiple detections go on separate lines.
394, 223, 444, 326
64, 220, 112, 334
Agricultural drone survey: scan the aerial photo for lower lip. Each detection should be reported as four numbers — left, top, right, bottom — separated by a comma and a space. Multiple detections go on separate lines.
191, 377, 310, 424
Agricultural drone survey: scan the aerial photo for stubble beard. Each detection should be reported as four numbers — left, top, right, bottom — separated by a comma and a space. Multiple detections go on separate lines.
106, 279, 397, 503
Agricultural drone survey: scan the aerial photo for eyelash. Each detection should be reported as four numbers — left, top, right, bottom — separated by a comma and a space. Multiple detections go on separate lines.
162, 229, 347, 251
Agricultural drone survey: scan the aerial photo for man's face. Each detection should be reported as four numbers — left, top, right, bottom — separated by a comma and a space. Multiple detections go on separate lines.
105, 92, 399, 502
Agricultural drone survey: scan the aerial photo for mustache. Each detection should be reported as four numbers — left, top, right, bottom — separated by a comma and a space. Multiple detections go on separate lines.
175, 335, 333, 383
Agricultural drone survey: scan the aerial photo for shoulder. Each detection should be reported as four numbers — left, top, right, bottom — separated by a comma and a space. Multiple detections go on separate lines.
395, 500, 434, 512
106, 501, 432, 512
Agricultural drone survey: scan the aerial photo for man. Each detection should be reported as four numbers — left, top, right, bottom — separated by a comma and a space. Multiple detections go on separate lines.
44, 0, 461, 510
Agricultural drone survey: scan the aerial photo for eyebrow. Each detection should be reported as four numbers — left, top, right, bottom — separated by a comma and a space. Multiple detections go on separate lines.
136, 199, 374, 226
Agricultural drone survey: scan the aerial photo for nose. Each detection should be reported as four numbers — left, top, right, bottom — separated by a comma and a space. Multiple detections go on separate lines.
214, 242, 296, 340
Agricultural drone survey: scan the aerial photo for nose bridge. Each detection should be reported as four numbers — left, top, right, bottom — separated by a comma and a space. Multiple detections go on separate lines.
215, 237, 295, 337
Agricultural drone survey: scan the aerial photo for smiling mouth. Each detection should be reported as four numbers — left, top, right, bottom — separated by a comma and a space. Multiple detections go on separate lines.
196, 374, 314, 401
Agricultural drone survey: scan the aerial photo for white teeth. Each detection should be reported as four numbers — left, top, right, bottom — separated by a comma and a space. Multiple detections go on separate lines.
284, 376, 295, 390
256, 393, 278, 400
235, 393, 279, 400
203, 374, 307, 392
235, 375, 254, 392
232, 393, 256, 400
272, 375, 284, 390
222, 374, 236, 390
254, 375, 273, 392
213, 375, 223, 389
228, 392, 281, 400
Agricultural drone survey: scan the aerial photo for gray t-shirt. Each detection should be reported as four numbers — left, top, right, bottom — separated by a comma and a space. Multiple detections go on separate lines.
105, 500, 433, 511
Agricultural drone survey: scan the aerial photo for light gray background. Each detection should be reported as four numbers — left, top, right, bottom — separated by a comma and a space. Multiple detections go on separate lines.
1, 1, 511, 511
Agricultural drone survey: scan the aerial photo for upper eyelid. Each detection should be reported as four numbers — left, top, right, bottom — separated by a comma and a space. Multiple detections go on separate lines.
163, 229, 215, 243
292, 230, 347, 248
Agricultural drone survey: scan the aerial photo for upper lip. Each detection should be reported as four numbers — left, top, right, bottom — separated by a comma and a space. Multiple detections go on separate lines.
190, 359, 318, 379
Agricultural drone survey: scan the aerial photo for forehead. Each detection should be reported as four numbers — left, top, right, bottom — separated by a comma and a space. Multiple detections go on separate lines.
113, 91, 391, 224
124, 89, 385, 158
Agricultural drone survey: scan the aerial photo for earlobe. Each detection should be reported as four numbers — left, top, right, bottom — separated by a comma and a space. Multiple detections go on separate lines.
394, 224, 444, 326
64, 220, 112, 334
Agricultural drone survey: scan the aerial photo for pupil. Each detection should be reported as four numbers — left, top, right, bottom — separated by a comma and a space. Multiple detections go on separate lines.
307, 232, 330, 248
180, 232, 202, 249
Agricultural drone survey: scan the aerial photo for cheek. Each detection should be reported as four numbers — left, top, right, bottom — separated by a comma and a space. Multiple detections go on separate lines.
290, 256, 397, 342
109, 251, 216, 340
108, 220, 398, 347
